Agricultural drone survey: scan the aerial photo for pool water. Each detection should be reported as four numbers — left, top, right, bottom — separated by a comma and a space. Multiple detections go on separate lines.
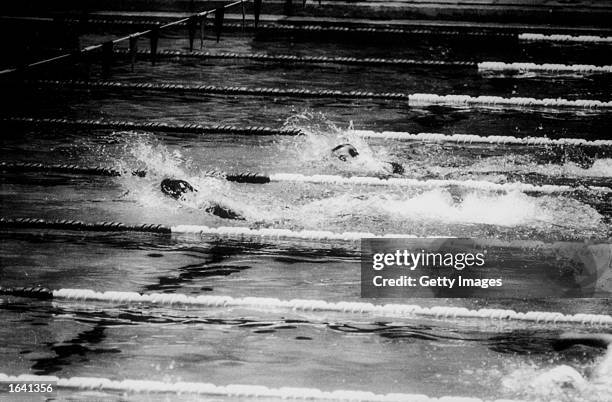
0, 21, 611, 402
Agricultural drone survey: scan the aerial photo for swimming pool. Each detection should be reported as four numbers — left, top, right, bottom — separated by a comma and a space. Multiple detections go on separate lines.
0, 6, 611, 402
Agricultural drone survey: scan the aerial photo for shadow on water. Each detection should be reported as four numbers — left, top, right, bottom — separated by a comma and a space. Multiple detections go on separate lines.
143, 243, 256, 292
2, 301, 608, 377
144, 263, 252, 292
30, 323, 120, 375
0, 231, 362, 293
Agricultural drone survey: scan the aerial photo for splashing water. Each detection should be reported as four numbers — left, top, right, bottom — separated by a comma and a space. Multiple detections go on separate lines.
90, 128, 605, 238
502, 346, 612, 402
106, 133, 276, 222
445, 155, 612, 179
280, 110, 397, 175
279, 111, 612, 185
583, 159, 612, 177
296, 188, 602, 229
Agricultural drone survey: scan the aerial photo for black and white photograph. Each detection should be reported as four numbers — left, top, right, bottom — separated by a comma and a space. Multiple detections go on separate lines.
0, 0, 611, 401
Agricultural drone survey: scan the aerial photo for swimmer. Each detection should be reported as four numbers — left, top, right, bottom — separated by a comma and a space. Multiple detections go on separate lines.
498, 332, 612, 394
160, 178, 243, 220
530, 332, 612, 390
160, 178, 196, 199
331, 143, 359, 161
331, 143, 404, 174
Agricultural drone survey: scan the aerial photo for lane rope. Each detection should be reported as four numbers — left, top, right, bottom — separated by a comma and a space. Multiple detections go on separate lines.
0, 80, 587, 107
477, 61, 612, 74
3, 162, 608, 194
0, 217, 608, 251
52, 17, 518, 38
112, 49, 612, 75
23, 80, 612, 110
268, 173, 611, 194
0, 116, 300, 136
352, 130, 612, 147
407, 93, 612, 110
0, 373, 520, 401
0, 161, 270, 184
26, 79, 407, 100
4, 117, 610, 147
0, 161, 133, 177
7, 16, 612, 42
518, 33, 612, 43
0, 218, 171, 234
0, 287, 610, 326
114, 48, 477, 68
21, 14, 611, 42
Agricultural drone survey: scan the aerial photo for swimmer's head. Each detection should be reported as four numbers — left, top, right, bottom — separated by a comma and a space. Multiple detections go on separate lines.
387, 161, 404, 175
160, 178, 196, 200
331, 143, 359, 162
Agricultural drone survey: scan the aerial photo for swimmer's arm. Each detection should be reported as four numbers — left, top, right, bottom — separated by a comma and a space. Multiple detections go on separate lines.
205, 203, 244, 220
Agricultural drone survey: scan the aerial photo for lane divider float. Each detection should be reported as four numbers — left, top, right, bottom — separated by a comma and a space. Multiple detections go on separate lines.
518, 33, 612, 43
4, 117, 611, 147
111, 49, 612, 75
0, 217, 608, 251
3, 162, 609, 193
22, 80, 612, 110
0, 286, 610, 326
477, 61, 612, 74
0, 373, 521, 401
352, 130, 612, 147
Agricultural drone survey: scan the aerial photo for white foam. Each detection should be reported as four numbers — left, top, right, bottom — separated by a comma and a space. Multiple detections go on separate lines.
295, 189, 602, 228
434, 156, 612, 179
503, 347, 612, 401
